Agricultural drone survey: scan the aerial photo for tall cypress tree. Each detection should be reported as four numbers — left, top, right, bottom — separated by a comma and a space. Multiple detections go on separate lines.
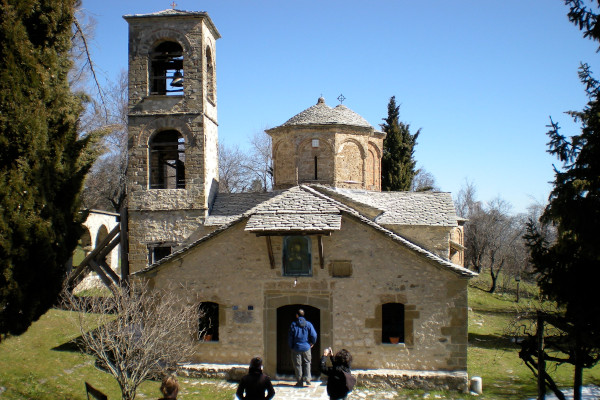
381, 96, 420, 191
0, 0, 96, 340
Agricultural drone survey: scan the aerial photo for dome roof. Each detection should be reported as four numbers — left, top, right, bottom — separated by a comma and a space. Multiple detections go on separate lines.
277, 97, 373, 129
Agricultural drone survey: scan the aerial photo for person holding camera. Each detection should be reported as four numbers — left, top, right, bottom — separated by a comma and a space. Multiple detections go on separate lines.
320, 347, 355, 400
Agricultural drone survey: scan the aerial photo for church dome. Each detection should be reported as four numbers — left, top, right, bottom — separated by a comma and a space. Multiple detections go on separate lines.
278, 97, 373, 129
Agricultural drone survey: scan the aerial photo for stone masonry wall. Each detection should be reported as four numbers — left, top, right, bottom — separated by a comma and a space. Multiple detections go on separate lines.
126, 13, 219, 212
270, 126, 383, 190
384, 225, 452, 260
128, 209, 205, 273
146, 215, 469, 376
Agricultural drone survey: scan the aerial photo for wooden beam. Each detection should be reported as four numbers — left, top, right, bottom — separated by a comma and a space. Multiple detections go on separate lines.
97, 235, 120, 260
318, 235, 324, 269
120, 207, 129, 286
265, 236, 275, 269
67, 224, 120, 286
88, 259, 115, 289
97, 259, 121, 286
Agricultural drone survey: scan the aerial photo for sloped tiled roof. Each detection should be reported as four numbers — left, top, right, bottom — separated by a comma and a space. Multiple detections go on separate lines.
245, 186, 341, 232
123, 9, 208, 18
246, 214, 341, 232
314, 186, 458, 227
134, 185, 475, 278
275, 97, 373, 129
205, 191, 280, 226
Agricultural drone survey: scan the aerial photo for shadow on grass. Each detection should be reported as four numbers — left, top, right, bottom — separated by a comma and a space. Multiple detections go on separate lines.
52, 335, 85, 353
469, 332, 518, 350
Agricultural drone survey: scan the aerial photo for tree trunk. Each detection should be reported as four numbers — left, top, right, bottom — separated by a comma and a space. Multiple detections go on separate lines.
574, 333, 583, 400
537, 313, 545, 400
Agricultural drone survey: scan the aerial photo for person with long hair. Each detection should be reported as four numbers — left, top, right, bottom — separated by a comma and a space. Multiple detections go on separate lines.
236, 357, 275, 400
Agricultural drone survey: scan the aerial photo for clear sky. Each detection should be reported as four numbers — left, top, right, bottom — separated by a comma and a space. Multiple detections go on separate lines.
80, 0, 599, 214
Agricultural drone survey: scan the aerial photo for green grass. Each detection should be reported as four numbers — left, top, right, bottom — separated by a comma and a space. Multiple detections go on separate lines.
1, 275, 599, 399
0, 309, 235, 400
466, 274, 600, 399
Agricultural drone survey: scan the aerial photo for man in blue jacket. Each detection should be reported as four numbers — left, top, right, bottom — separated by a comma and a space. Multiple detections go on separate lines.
288, 309, 317, 387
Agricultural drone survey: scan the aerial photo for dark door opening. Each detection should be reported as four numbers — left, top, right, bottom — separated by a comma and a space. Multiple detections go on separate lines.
276, 304, 321, 377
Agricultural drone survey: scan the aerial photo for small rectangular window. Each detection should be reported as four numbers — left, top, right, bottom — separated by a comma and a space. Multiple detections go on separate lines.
148, 245, 172, 264
382, 303, 405, 344
199, 302, 219, 342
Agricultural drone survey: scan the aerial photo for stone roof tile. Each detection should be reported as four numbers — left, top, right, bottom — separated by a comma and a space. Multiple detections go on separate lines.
315, 186, 458, 226
246, 214, 342, 232
276, 97, 373, 129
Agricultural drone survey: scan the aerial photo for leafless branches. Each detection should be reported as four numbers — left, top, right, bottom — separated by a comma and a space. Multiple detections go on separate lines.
219, 130, 273, 193
61, 282, 200, 400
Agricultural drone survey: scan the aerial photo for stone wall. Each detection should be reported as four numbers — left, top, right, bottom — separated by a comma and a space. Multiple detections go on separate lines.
128, 209, 205, 273
125, 12, 220, 274
384, 224, 452, 260
145, 214, 469, 376
269, 126, 384, 190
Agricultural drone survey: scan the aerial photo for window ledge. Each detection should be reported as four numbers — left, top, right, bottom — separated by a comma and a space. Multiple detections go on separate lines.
381, 343, 406, 348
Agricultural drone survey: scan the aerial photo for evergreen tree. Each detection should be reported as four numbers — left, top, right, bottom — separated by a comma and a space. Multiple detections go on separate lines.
523, 2, 600, 397
0, 0, 96, 341
381, 96, 420, 191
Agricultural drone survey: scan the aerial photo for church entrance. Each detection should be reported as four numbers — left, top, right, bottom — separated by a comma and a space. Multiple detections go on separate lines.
276, 304, 321, 377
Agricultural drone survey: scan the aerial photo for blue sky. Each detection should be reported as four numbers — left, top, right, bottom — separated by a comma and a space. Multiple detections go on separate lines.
81, 0, 599, 214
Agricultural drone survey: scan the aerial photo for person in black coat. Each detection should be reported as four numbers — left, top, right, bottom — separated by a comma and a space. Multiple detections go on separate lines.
319, 348, 354, 400
236, 357, 275, 400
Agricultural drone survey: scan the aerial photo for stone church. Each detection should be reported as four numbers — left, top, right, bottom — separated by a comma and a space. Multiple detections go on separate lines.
123, 9, 475, 390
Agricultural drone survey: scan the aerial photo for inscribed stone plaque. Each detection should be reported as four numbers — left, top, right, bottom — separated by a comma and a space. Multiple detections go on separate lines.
234, 310, 253, 323
330, 261, 352, 277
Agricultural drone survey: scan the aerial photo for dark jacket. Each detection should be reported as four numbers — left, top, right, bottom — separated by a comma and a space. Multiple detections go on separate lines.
288, 316, 317, 352
320, 355, 352, 400
236, 371, 275, 400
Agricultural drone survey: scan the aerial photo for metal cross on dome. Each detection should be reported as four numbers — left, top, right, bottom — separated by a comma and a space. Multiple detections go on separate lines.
337, 94, 346, 104
170, 1, 177, 9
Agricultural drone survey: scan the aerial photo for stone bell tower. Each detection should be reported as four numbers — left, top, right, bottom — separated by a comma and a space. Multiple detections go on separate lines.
123, 9, 220, 273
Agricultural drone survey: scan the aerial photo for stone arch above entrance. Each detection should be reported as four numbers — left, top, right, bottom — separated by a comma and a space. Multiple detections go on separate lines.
264, 293, 331, 378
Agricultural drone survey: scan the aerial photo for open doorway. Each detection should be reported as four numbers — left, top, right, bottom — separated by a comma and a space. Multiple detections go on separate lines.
276, 304, 321, 377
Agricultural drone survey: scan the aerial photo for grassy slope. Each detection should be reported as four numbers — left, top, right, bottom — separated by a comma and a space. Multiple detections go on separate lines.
467, 275, 600, 399
0, 310, 234, 400
1, 277, 599, 399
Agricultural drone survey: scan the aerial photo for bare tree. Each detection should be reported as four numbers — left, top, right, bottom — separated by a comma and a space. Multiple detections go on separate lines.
218, 142, 252, 193
456, 182, 528, 293
81, 71, 129, 211
411, 167, 439, 192
62, 282, 200, 400
245, 130, 273, 192
219, 130, 273, 193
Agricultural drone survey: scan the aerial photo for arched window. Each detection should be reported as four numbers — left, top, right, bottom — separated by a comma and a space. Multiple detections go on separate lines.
282, 236, 312, 276
382, 302, 405, 344
149, 130, 185, 189
199, 302, 219, 342
206, 46, 215, 102
150, 41, 183, 95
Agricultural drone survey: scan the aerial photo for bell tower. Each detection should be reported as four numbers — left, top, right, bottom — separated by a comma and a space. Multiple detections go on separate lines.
124, 9, 220, 272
